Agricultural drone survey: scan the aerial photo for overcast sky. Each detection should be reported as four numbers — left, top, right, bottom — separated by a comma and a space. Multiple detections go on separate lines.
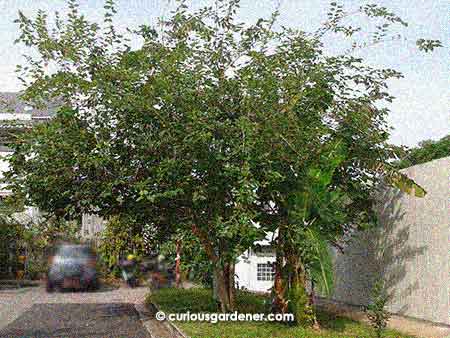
0, 0, 448, 147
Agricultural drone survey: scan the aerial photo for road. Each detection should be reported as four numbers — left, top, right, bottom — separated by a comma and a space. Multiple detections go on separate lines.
0, 283, 152, 338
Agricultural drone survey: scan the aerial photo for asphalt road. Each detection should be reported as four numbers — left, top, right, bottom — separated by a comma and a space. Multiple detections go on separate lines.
0, 284, 152, 338
0, 303, 150, 338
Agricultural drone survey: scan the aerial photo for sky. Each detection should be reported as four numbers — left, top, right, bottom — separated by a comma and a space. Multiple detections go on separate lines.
0, 0, 448, 147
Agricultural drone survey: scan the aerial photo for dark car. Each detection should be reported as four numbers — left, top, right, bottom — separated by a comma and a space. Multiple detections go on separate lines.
46, 244, 99, 292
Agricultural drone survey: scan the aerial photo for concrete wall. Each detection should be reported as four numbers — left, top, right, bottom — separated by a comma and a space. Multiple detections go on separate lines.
331, 157, 450, 325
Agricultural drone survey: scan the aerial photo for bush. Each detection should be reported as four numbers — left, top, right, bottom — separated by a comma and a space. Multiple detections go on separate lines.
366, 279, 391, 338
159, 234, 214, 288
146, 287, 269, 314
24, 255, 47, 280
0, 199, 80, 280
147, 288, 217, 313
235, 290, 269, 313
21, 218, 80, 280
98, 216, 146, 271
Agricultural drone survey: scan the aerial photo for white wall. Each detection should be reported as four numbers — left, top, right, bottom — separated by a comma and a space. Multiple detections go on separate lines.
0, 149, 41, 223
235, 249, 275, 293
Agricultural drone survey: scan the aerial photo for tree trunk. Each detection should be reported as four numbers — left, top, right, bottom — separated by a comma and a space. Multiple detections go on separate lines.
228, 262, 236, 310
213, 263, 235, 312
273, 225, 288, 313
286, 255, 313, 326
309, 280, 315, 305
310, 280, 321, 330
175, 239, 181, 288
191, 224, 236, 312
272, 224, 314, 326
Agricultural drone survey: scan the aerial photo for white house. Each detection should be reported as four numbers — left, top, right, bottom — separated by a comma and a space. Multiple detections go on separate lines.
0, 92, 49, 222
235, 232, 276, 293
0, 146, 13, 197
0, 92, 105, 237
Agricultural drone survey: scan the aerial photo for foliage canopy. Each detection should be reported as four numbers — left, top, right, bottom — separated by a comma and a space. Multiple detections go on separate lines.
396, 134, 450, 169
5, 0, 439, 316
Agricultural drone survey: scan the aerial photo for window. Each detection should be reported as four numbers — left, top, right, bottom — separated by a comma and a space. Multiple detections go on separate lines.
257, 263, 275, 281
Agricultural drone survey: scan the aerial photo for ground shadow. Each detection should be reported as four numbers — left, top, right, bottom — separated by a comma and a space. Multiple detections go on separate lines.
316, 309, 356, 331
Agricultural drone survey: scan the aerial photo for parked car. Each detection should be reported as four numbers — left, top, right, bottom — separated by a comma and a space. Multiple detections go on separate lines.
46, 244, 99, 292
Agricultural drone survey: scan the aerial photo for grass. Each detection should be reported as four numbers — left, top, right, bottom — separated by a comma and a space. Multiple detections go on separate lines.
146, 287, 415, 338
177, 314, 415, 338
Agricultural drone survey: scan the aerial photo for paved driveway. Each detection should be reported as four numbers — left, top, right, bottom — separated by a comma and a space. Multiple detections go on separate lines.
0, 284, 151, 338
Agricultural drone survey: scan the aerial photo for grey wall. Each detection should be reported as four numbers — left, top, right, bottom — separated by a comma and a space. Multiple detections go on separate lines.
331, 157, 450, 325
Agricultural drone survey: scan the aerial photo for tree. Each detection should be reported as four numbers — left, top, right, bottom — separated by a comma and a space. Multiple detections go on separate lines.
396, 134, 450, 169
9, 0, 267, 312
159, 229, 213, 288
6, 0, 439, 318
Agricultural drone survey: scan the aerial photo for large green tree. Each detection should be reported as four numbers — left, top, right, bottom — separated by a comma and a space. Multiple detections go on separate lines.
396, 134, 450, 169
6, 0, 439, 318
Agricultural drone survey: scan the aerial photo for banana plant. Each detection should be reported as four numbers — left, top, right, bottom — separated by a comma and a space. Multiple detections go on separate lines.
304, 227, 334, 297
379, 163, 426, 197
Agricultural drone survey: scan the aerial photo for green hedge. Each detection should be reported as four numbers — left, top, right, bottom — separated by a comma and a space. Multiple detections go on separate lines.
146, 287, 269, 314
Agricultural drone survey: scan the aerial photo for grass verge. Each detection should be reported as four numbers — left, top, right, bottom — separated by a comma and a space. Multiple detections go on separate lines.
146, 287, 415, 338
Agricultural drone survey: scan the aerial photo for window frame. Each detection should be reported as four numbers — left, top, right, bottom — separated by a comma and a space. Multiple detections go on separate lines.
256, 262, 275, 281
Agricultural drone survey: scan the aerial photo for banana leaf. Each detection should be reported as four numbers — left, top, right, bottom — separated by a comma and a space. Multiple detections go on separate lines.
305, 228, 334, 296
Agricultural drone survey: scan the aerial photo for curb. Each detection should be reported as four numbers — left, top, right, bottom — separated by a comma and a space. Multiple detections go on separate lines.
135, 302, 188, 338
162, 315, 188, 338
134, 303, 156, 338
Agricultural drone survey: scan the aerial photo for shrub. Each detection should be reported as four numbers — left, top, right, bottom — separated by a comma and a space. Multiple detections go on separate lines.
147, 287, 217, 313
0, 198, 80, 280
146, 287, 270, 314
235, 290, 269, 313
366, 279, 391, 338
159, 234, 214, 288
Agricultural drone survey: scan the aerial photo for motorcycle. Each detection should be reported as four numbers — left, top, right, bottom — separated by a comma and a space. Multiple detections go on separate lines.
119, 255, 138, 287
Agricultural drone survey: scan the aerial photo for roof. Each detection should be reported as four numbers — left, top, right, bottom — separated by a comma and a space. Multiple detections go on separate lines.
0, 92, 59, 118
0, 145, 13, 152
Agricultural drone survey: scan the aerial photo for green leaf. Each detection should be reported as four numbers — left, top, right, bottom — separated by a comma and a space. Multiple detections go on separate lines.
387, 171, 427, 197
305, 228, 334, 296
